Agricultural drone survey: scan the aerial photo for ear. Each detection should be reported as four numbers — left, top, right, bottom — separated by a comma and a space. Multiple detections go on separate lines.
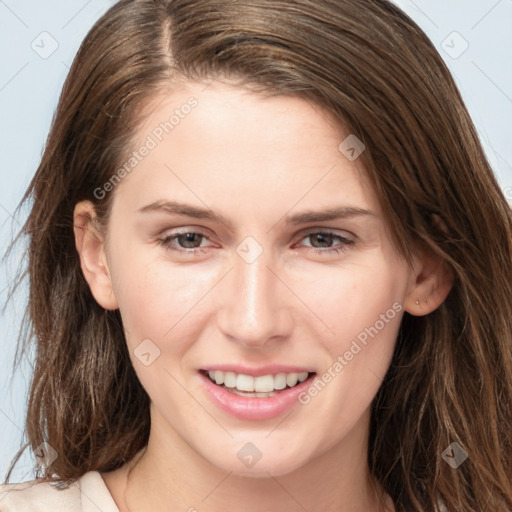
73, 200, 118, 310
404, 242, 454, 316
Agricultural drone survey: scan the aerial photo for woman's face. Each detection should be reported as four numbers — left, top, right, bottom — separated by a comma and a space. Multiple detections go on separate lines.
91, 80, 421, 477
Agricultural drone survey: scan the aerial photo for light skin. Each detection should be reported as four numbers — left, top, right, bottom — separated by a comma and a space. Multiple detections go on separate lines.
73, 80, 453, 512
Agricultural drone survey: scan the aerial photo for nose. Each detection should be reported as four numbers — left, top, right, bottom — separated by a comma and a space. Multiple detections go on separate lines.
216, 242, 294, 349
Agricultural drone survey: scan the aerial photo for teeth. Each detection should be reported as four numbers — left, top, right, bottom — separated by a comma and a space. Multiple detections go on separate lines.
206, 370, 310, 392
236, 373, 255, 391
253, 375, 274, 392
286, 373, 298, 387
224, 372, 237, 388
274, 373, 287, 390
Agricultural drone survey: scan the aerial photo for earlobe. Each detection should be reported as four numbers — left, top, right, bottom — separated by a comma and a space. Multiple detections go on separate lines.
404, 246, 454, 316
73, 200, 118, 310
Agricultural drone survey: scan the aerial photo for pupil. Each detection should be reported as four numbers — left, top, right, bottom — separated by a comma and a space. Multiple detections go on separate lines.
179, 233, 201, 248
312, 233, 333, 247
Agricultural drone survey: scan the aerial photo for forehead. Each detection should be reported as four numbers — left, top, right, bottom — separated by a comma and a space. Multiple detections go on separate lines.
110, 79, 380, 222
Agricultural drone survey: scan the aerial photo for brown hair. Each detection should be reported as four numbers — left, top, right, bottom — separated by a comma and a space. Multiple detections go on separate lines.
5, 0, 512, 510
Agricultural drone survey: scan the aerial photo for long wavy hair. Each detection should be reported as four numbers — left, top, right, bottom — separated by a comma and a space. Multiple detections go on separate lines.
5, 0, 512, 510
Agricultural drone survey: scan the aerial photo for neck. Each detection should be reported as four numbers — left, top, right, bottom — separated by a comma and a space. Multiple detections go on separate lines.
120, 407, 394, 512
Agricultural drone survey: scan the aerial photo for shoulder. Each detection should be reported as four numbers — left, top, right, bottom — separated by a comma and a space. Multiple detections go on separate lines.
0, 477, 81, 512
0, 471, 119, 512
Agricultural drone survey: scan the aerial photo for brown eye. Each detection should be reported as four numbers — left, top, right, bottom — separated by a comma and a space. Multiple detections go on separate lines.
158, 231, 211, 253
308, 232, 336, 248
299, 231, 354, 255
173, 232, 204, 249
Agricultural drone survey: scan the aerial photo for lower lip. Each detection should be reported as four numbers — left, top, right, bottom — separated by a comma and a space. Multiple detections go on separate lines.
198, 371, 315, 421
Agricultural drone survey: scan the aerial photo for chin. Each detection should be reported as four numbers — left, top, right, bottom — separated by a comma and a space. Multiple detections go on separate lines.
206, 444, 310, 478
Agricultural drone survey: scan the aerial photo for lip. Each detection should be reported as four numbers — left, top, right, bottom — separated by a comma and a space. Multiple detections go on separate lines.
198, 369, 316, 421
200, 364, 315, 377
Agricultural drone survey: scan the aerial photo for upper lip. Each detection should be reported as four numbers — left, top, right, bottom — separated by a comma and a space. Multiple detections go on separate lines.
200, 364, 315, 377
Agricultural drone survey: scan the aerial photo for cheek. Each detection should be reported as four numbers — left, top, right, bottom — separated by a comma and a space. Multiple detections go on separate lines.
113, 265, 173, 344
295, 254, 406, 406
110, 247, 220, 351
296, 257, 406, 346
110, 254, 215, 406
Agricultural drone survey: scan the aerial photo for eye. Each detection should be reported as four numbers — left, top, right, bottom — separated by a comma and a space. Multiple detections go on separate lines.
156, 229, 354, 257
158, 230, 211, 254
298, 231, 354, 255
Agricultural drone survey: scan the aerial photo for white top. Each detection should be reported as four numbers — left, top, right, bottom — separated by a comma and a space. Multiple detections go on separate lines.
0, 471, 449, 511
0, 471, 119, 512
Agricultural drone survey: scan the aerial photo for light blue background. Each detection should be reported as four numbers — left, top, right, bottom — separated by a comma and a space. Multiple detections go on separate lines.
1, 0, 511, 482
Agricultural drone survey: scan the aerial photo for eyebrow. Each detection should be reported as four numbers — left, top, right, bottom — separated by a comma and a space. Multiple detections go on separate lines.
138, 200, 376, 230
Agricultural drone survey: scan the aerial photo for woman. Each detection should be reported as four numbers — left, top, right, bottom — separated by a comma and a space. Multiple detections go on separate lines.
2, 0, 512, 510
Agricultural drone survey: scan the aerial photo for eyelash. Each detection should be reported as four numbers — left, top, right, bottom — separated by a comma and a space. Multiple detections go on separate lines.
157, 230, 354, 257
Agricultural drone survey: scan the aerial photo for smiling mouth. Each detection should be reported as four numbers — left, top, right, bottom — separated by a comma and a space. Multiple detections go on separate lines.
199, 369, 316, 398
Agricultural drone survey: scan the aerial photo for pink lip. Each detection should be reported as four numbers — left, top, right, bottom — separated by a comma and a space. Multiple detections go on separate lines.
200, 364, 314, 377
198, 370, 316, 421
